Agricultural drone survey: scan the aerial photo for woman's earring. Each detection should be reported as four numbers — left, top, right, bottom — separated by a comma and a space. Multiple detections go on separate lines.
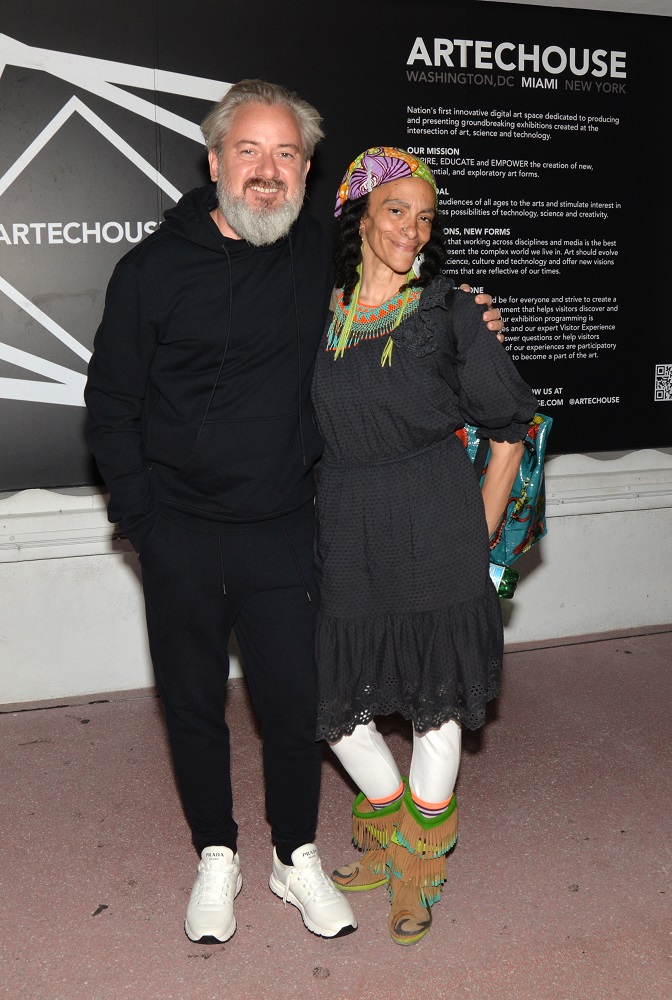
412, 252, 424, 277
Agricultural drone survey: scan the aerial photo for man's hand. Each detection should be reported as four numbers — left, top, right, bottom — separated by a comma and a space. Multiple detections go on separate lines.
459, 283, 505, 343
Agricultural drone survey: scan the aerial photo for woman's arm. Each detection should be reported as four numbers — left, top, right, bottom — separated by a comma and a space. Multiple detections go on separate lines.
481, 439, 524, 538
458, 283, 504, 340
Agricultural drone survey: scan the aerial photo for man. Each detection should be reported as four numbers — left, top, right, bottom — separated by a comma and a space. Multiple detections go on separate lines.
85, 79, 503, 944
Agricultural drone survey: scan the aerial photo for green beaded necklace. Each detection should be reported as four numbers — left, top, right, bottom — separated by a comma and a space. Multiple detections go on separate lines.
329, 266, 421, 366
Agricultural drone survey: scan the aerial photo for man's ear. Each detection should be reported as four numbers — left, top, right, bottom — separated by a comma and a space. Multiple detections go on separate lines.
208, 148, 220, 182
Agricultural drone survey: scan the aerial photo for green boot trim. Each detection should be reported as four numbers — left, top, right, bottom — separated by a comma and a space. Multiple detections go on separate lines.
352, 791, 403, 822
392, 785, 458, 859
352, 791, 403, 851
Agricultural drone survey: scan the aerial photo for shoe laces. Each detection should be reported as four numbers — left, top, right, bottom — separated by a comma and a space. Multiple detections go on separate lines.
284, 858, 339, 905
196, 860, 238, 904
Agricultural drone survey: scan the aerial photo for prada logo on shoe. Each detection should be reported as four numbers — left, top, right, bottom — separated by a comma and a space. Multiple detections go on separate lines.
301, 848, 318, 860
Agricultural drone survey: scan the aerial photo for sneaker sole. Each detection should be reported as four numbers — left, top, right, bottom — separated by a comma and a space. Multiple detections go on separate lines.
184, 874, 242, 944
268, 874, 357, 938
184, 923, 236, 945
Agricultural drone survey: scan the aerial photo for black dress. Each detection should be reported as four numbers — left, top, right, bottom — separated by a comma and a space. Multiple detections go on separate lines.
311, 276, 538, 741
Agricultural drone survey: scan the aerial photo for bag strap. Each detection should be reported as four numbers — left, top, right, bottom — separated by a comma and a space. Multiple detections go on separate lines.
473, 436, 490, 479
445, 286, 491, 479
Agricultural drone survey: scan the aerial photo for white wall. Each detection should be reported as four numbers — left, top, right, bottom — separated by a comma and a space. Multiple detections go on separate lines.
2, 447, 671, 706
503, 448, 672, 639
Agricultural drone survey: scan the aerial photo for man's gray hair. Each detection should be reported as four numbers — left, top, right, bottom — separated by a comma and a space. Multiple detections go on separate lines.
201, 79, 324, 162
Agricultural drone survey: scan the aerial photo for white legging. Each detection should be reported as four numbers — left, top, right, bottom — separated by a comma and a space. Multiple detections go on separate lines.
330, 718, 461, 806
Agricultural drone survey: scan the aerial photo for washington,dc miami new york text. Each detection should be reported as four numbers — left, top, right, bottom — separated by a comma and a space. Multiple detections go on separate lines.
406, 37, 626, 92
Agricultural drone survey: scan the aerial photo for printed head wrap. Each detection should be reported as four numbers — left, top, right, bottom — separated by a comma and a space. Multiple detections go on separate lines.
334, 146, 438, 217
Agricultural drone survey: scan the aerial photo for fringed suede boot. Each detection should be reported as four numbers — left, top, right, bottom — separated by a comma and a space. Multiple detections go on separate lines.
331, 792, 402, 891
387, 785, 458, 945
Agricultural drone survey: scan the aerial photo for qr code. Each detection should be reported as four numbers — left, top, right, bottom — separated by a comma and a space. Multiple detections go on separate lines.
655, 364, 672, 401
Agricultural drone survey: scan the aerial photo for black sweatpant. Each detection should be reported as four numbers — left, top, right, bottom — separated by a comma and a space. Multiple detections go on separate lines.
138, 506, 322, 863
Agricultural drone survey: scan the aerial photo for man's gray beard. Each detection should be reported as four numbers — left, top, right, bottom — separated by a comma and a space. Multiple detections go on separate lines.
216, 176, 305, 246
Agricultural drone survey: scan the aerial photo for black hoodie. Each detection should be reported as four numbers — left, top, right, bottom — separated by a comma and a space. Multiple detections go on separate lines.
85, 184, 332, 551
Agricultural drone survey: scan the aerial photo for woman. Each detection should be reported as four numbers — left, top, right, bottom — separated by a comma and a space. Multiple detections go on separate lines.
311, 148, 538, 945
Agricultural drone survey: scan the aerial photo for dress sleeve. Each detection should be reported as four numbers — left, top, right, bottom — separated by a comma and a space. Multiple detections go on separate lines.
450, 289, 538, 442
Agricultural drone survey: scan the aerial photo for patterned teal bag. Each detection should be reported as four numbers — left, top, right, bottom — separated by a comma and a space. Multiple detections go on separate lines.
458, 415, 553, 566
444, 288, 553, 568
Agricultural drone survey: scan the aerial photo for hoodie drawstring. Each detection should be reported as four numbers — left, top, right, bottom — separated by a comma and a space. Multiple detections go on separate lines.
193, 247, 234, 445
288, 237, 307, 466
284, 528, 312, 602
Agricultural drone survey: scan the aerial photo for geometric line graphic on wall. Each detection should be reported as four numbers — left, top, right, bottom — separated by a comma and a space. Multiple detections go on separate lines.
0, 274, 89, 405
0, 95, 186, 205
0, 33, 229, 407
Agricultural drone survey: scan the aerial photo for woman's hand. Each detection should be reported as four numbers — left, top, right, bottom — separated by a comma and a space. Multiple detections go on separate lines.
459, 284, 505, 343
481, 439, 524, 537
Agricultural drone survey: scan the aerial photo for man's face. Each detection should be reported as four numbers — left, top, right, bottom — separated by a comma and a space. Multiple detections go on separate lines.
209, 103, 310, 245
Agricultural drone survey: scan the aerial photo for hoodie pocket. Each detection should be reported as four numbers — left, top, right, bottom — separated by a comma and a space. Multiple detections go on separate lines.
176, 414, 317, 516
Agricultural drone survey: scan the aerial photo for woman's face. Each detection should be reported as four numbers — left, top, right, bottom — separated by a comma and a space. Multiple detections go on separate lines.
360, 177, 436, 277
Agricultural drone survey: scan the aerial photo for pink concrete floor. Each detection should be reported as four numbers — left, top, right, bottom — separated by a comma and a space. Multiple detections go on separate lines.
2, 626, 671, 1000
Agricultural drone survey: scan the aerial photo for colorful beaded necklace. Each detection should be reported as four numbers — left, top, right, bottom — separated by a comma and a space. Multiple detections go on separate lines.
327, 266, 422, 366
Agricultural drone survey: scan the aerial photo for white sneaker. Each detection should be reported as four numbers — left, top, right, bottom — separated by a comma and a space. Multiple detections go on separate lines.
269, 843, 358, 938
184, 846, 242, 943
